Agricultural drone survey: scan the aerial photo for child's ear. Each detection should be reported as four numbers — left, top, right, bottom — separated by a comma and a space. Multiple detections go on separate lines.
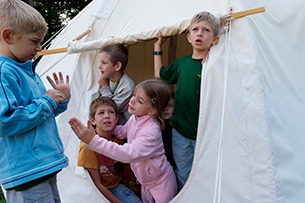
186, 33, 191, 43
1, 28, 14, 44
89, 117, 96, 126
115, 62, 122, 72
212, 36, 219, 45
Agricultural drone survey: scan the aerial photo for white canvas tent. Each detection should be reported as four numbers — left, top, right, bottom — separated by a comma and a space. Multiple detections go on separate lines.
33, 0, 305, 202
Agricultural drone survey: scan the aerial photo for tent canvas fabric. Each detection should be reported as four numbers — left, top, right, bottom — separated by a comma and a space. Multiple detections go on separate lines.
29, 0, 305, 202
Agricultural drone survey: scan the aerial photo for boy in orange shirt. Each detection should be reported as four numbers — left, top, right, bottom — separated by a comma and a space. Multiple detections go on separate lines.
77, 97, 141, 203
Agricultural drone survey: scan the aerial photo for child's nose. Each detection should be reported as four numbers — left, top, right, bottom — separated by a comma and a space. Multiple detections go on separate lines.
130, 97, 135, 104
36, 44, 42, 52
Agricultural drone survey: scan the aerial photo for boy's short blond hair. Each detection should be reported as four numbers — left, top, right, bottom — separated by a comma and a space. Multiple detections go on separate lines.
0, 0, 47, 35
189, 11, 220, 37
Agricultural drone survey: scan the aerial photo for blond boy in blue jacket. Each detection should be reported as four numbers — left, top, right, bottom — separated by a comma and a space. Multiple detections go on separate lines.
0, 0, 70, 202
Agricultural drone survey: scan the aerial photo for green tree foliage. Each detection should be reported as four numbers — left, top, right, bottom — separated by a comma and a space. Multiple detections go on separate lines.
0, 189, 4, 203
23, 0, 93, 45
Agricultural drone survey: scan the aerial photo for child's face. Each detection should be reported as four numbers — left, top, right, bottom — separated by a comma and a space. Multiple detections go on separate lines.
7, 31, 45, 63
98, 52, 119, 79
163, 98, 174, 120
187, 20, 218, 51
90, 104, 118, 134
128, 86, 157, 117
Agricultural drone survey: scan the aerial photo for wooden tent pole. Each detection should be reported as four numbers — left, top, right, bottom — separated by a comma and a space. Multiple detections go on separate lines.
232, 7, 265, 19
74, 29, 91, 41
37, 29, 91, 56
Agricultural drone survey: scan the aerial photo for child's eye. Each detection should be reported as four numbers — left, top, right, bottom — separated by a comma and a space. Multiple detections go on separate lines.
31, 40, 40, 44
98, 111, 105, 115
110, 110, 115, 114
99, 60, 107, 65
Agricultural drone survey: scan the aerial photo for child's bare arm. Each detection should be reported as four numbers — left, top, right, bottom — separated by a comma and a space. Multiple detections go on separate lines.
154, 31, 164, 78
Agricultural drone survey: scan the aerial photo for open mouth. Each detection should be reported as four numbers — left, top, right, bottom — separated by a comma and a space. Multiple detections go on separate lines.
195, 39, 202, 44
128, 105, 135, 111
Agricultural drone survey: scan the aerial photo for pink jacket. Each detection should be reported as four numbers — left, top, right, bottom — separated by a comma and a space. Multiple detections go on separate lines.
88, 115, 173, 186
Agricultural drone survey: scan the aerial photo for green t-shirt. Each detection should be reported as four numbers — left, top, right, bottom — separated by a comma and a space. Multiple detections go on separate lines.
160, 55, 202, 140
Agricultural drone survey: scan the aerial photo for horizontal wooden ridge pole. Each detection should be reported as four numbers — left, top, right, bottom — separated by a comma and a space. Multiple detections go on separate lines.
37, 47, 67, 56
37, 29, 90, 56
231, 7, 265, 19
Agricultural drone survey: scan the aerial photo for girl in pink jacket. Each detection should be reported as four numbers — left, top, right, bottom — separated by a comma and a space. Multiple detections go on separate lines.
69, 79, 177, 203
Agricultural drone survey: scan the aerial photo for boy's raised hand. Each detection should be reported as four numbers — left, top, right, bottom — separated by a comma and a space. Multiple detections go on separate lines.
154, 31, 166, 49
69, 118, 95, 144
47, 72, 70, 100
98, 76, 108, 88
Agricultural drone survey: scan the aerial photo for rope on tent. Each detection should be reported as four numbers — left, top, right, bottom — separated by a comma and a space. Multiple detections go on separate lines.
213, 8, 232, 203
42, 24, 68, 49
213, 6, 265, 203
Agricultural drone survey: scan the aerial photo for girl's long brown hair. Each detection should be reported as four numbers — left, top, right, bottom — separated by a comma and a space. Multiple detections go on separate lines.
136, 78, 171, 130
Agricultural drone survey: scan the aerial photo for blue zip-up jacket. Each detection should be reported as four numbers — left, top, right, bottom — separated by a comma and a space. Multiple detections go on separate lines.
0, 56, 69, 189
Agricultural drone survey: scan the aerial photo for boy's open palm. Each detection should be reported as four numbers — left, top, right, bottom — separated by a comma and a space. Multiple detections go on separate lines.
47, 72, 70, 100
69, 118, 95, 144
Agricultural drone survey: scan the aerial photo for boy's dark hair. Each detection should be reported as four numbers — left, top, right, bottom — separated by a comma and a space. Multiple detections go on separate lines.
189, 11, 220, 37
99, 43, 129, 72
136, 78, 171, 130
89, 96, 117, 118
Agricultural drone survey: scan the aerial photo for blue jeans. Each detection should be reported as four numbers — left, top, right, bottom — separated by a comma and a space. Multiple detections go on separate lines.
172, 128, 196, 191
6, 175, 60, 203
110, 184, 142, 203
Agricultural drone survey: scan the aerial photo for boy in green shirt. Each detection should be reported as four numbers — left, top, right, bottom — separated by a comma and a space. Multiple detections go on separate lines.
154, 11, 220, 191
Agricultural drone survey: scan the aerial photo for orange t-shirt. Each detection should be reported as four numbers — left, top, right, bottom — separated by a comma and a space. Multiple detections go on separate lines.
77, 137, 124, 189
